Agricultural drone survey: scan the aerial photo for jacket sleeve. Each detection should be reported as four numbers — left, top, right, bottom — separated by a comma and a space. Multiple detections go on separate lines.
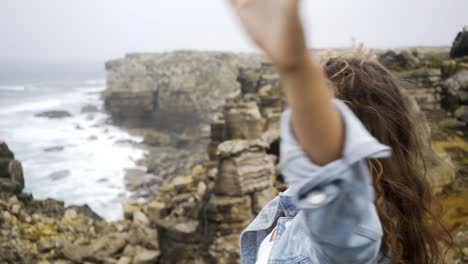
280, 99, 391, 263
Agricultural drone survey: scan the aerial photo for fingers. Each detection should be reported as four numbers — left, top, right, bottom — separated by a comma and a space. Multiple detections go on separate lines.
228, 0, 250, 9
351, 41, 377, 61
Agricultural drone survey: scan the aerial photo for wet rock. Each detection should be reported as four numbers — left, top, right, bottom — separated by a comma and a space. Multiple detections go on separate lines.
49, 170, 71, 181
44, 146, 65, 152
81, 104, 99, 113
35, 110, 72, 119
450, 26, 468, 58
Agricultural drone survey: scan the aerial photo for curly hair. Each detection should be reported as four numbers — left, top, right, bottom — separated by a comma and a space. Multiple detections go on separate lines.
323, 57, 450, 264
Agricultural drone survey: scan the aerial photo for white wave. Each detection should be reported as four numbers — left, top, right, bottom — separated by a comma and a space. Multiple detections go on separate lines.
0, 85, 26, 92
84, 79, 106, 86
0, 98, 66, 114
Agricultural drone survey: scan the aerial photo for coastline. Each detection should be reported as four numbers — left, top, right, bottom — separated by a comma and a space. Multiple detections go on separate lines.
1, 47, 468, 263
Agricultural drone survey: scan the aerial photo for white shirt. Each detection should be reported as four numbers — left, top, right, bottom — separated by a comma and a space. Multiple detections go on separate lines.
255, 220, 293, 264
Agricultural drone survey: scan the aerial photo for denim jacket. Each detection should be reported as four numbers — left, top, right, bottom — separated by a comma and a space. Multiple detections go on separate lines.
240, 99, 392, 264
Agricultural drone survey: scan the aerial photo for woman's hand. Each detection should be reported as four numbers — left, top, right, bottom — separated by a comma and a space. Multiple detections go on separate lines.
229, 0, 344, 166
229, 0, 307, 70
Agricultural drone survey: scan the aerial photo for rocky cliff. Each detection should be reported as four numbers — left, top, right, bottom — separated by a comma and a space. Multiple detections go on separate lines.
1, 47, 468, 263
105, 47, 468, 263
104, 51, 270, 130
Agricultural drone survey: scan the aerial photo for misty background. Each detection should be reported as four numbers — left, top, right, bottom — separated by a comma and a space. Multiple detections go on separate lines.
0, 0, 467, 82
0, 0, 467, 220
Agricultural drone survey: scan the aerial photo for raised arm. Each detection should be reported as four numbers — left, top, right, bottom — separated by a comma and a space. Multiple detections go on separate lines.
229, 0, 343, 165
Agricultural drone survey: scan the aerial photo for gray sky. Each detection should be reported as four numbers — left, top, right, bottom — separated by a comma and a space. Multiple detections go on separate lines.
1, 0, 467, 64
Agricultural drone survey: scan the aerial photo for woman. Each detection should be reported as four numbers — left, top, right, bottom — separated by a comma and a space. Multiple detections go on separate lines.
229, 0, 447, 263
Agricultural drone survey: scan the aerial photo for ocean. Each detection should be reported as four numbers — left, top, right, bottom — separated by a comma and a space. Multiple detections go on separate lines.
0, 63, 144, 221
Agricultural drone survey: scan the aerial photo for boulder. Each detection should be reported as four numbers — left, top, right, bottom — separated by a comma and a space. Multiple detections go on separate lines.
206, 195, 253, 223
128, 223, 159, 250
442, 69, 468, 107
62, 233, 127, 262
450, 26, 468, 58
224, 101, 263, 140
455, 105, 468, 123
34, 110, 72, 119
379, 49, 420, 70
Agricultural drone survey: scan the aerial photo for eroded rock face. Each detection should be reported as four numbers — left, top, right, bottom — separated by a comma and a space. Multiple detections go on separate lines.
0, 141, 24, 194
105, 51, 266, 130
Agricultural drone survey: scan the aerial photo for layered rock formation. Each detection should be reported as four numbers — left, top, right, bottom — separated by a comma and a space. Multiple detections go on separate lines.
149, 83, 283, 263
106, 48, 468, 263
2, 47, 468, 263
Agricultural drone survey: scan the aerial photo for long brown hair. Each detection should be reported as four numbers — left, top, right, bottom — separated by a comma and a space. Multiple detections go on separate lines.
323, 57, 449, 264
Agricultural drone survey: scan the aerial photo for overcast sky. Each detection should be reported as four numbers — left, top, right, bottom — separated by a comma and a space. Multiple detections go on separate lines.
1, 0, 467, 64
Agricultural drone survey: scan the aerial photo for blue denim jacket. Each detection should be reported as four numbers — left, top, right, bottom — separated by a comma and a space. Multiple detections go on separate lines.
240, 99, 392, 264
